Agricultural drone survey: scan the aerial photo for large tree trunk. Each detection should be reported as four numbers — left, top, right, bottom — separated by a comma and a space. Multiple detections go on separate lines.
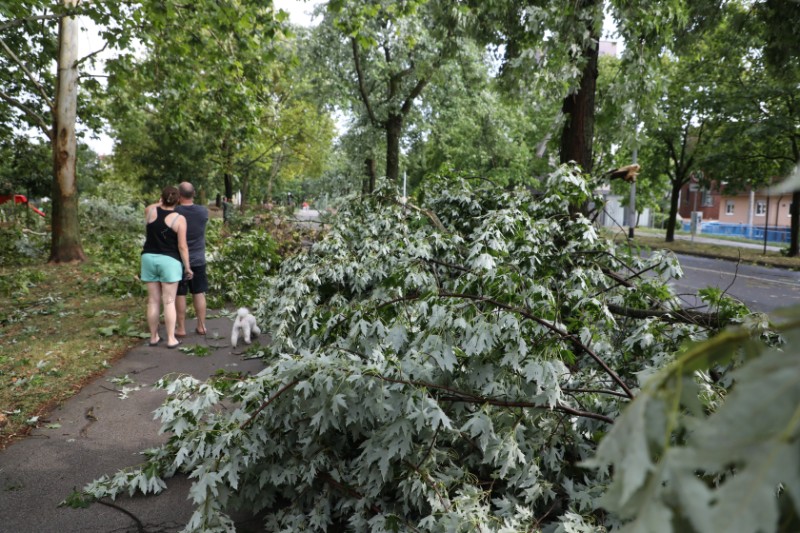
559, 1, 600, 174
49, 0, 86, 264
386, 114, 403, 183
223, 173, 233, 202
665, 179, 683, 243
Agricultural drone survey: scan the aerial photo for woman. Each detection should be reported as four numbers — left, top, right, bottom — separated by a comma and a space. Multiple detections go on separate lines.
141, 185, 193, 348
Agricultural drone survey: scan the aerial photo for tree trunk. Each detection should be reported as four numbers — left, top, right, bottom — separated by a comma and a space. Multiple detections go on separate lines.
665, 179, 682, 243
221, 138, 234, 200
789, 190, 800, 256
240, 175, 249, 212
266, 146, 285, 203
49, 0, 86, 264
559, 2, 600, 174
364, 157, 377, 194
222, 171, 232, 200
386, 114, 403, 183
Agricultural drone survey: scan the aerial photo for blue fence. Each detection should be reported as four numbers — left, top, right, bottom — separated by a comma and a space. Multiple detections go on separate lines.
681, 222, 791, 244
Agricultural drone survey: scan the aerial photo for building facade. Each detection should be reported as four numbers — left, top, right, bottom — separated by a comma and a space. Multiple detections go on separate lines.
678, 181, 792, 229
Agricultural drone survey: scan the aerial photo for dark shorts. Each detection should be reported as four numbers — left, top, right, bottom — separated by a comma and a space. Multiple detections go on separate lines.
177, 264, 208, 296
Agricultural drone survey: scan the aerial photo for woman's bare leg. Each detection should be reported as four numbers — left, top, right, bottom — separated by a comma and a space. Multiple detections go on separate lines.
161, 282, 179, 346
146, 282, 162, 343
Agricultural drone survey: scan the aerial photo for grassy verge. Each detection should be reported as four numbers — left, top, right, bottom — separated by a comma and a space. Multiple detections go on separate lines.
0, 262, 145, 448
608, 229, 800, 270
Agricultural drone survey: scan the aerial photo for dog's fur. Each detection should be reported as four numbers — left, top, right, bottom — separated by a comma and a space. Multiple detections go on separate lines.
231, 307, 261, 348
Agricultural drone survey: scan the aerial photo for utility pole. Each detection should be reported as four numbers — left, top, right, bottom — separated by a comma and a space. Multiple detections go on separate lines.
628, 147, 638, 239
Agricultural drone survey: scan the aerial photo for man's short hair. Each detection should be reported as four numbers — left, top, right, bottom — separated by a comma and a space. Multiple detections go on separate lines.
179, 182, 195, 199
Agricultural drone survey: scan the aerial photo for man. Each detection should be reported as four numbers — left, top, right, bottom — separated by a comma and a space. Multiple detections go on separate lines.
175, 181, 209, 337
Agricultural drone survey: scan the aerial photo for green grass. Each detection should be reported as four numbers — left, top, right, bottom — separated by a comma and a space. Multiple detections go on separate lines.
0, 263, 145, 448
607, 227, 800, 270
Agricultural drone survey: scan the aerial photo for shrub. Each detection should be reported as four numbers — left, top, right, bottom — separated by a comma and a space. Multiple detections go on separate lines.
80, 197, 146, 299
206, 220, 281, 308
0, 225, 49, 267
0, 266, 46, 297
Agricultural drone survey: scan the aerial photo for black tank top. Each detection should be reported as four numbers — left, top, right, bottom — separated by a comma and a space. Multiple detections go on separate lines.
142, 207, 181, 262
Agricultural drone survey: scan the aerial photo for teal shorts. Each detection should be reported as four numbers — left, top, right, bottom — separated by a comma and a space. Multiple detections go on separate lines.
141, 253, 183, 283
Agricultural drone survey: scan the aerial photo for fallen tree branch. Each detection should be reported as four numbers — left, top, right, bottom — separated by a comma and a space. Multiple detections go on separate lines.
372, 374, 615, 424
438, 291, 635, 399
606, 303, 723, 329
397, 199, 447, 232
241, 379, 299, 429
437, 395, 615, 424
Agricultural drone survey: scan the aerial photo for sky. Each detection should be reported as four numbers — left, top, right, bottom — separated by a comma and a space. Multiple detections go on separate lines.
276, 0, 322, 27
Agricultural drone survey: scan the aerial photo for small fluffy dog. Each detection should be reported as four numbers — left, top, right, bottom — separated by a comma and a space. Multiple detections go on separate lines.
231, 307, 261, 348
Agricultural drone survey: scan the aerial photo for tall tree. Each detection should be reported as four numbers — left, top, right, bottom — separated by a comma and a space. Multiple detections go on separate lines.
703, 0, 800, 254
467, 0, 690, 195
404, 40, 550, 189
314, 0, 471, 191
641, 57, 715, 242
0, 1, 130, 262
49, 0, 83, 262
558, 0, 602, 172
104, 1, 331, 207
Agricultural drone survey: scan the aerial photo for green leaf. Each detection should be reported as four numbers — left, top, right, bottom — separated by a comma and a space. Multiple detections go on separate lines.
59, 489, 92, 509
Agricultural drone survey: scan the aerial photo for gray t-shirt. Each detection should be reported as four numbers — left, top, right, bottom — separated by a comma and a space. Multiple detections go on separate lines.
175, 203, 208, 266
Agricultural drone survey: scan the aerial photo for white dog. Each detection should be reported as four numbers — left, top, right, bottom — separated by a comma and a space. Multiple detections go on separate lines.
231, 307, 261, 348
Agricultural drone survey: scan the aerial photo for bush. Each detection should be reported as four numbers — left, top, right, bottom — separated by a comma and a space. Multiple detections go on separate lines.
79, 196, 141, 234
206, 220, 281, 308
0, 266, 46, 297
0, 226, 48, 267
79, 197, 146, 298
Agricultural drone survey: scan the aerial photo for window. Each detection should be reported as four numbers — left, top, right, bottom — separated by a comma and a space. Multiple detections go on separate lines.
756, 201, 767, 216
701, 189, 714, 207
726, 200, 735, 215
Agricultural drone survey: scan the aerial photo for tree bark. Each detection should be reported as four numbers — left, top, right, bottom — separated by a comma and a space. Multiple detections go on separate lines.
364, 157, 377, 194
665, 178, 683, 242
240, 175, 250, 211
49, 0, 86, 264
222, 140, 234, 201
559, 2, 600, 174
385, 114, 403, 183
789, 190, 800, 256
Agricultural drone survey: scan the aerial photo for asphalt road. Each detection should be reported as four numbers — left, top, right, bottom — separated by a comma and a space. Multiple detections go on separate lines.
670, 253, 800, 313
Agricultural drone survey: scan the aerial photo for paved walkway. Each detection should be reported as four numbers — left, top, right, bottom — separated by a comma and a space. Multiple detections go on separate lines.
0, 314, 266, 533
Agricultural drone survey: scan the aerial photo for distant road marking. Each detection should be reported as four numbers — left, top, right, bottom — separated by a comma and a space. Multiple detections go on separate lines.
680, 264, 800, 288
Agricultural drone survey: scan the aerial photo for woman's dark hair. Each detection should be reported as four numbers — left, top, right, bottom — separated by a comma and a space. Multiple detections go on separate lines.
161, 185, 180, 207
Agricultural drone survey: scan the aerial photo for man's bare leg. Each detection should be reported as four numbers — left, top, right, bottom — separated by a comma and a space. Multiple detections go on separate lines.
175, 295, 187, 336
193, 292, 207, 334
